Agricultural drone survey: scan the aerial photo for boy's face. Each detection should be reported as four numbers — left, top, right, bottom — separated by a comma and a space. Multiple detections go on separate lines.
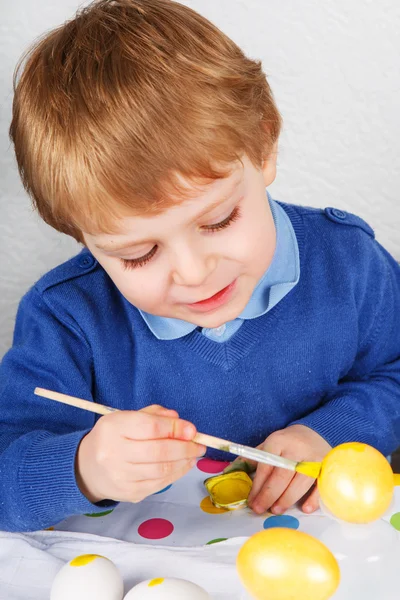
84, 154, 277, 329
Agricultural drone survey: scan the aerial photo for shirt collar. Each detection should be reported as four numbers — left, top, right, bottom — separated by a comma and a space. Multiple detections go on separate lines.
139, 193, 300, 340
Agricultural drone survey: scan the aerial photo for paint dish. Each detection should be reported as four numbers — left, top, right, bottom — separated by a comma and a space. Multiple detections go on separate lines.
204, 471, 253, 510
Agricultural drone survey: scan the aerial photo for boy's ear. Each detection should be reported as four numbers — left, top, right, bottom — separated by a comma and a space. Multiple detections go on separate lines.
261, 140, 278, 186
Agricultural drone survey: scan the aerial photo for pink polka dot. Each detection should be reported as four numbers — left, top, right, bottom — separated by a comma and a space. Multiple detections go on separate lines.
138, 518, 174, 540
197, 458, 231, 474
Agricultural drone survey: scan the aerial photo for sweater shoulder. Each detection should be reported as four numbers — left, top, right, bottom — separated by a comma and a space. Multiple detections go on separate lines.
34, 249, 101, 295
278, 201, 390, 298
27, 249, 117, 329
278, 202, 375, 239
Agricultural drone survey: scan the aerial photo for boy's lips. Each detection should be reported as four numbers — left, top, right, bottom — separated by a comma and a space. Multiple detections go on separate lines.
185, 280, 237, 313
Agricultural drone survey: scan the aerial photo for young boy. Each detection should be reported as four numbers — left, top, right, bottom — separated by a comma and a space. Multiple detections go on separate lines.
2, 0, 400, 533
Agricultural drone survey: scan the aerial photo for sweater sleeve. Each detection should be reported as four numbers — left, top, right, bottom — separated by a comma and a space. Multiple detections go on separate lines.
0, 287, 117, 532
293, 238, 400, 456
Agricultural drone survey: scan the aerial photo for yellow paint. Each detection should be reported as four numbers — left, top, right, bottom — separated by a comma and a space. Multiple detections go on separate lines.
200, 496, 228, 514
394, 474, 400, 486
148, 578, 164, 587
296, 461, 321, 479
237, 528, 340, 600
70, 554, 103, 567
204, 471, 252, 509
318, 442, 394, 523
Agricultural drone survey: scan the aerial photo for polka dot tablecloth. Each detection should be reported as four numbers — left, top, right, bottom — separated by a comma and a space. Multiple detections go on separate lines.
54, 458, 400, 547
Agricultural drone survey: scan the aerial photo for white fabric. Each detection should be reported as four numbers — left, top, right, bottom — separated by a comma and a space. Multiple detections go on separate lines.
0, 460, 399, 599
0, 530, 246, 599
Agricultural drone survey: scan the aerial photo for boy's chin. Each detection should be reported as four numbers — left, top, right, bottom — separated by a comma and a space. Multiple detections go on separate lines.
186, 307, 243, 329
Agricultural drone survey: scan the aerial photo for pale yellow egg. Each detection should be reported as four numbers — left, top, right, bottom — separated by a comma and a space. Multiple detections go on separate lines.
50, 554, 124, 600
236, 528, 340, 600
318, 442, 394, 523
124, 577, 210, 599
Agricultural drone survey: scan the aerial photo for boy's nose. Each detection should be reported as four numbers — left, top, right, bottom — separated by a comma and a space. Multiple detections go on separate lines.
171, 249, 217, 287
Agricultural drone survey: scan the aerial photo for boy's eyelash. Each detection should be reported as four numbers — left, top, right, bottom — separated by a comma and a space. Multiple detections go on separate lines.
202, 206, 241, 232
121, 246, 158, 270
120, 206, 241, 270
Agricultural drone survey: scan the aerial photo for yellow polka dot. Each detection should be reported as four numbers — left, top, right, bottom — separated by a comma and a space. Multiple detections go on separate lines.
200, 496, 229, 514
70, 554, 104, 567
148, 578, 164, 587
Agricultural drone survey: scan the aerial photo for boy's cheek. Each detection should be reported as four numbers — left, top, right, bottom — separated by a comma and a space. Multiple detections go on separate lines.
98, 262, 165, 309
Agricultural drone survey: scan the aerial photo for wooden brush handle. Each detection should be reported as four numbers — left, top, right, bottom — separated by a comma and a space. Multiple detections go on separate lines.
34, 387, 230, 450
35, 388, 115, 415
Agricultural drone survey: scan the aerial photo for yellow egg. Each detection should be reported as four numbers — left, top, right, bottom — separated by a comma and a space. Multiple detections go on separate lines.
318, 442, 394, 523
236, 528, 340, 600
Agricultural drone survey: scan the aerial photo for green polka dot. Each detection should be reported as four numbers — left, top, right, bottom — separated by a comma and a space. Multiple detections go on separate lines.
84, 509, 114, 518
390, 512, 400, 530
206, 537, 228, 545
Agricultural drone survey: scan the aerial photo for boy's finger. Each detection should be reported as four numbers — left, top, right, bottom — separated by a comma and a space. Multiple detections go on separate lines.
124, 438, 206, 463
110, 410, 197, 441
123, 457, 197, 482
247, 463, 274, 505
140, 405, 179, 418
247, 439, 283, 504
249, 467, 295, 514
127, 458, 197, 503
302, 486, 320, 513
270, 473, 315, 514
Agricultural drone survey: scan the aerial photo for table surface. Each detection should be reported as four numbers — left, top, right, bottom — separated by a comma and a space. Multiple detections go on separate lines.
1, 458, 400, 599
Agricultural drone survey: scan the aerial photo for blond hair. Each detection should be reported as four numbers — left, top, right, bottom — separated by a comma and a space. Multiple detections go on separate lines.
10, 0, 281, 242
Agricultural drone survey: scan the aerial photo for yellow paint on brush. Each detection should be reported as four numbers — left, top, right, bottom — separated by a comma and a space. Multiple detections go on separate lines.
70, 554, 103, 567
295, 461, 322, 479
148, 578, 164, 587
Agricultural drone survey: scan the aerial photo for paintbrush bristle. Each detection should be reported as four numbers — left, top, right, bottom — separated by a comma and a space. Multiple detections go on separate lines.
296, 461, 322, 478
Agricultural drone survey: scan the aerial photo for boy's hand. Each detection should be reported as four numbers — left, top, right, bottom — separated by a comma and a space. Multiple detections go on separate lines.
76, 405, 205, 504
247, 424, 331, 515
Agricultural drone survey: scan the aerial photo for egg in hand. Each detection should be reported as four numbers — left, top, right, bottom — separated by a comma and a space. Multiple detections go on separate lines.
50, 554, 124, 600
124, 577, 210, 599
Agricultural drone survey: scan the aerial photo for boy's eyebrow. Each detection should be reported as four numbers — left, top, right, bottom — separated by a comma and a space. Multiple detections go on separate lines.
95, 179, 242, 253
188, 190, 237, 225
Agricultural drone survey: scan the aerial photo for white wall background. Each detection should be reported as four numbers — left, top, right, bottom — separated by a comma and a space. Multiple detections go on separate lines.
1, 0, 400, 358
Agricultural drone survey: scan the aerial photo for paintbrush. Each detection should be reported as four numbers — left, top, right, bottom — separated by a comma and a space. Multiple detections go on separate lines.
34, 387, 321, 478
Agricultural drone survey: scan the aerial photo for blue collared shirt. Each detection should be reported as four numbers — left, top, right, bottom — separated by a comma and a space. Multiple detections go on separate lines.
139, 194, 300, 342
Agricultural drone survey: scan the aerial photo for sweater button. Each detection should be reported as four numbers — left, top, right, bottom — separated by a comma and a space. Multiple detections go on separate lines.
330, 208, 347, 220
213, 324, 226, 337
78, 255, 95, 269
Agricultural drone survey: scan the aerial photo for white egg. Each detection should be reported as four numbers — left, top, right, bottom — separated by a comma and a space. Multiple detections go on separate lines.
124, 577, 210, 599
51, 554, 124, 600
